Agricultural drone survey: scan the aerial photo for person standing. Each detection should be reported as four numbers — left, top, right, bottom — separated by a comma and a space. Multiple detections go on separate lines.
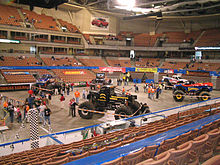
44, 105, 51, 126
60, 94, 65, 109
71, 83, 74, 91
122, 87, 125, 95
82, 88, 86, 99
39, 102, 46, 123
69, 98, 78, 117
74, 90, 80, 104
16, 106, 22, 123
66, 84, 70, 95
3, 100, 8, 117
151, 87, 155, 100
156, 86, 160, 99
148, 85, 151, 99
55, 88, 58, 95
7, 102, 14, 123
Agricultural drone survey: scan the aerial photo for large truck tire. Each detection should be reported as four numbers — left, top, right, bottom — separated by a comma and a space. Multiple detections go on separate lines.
199, 91, 211, 101
115, 106, 132, 120
78, 101, 95, 119
173, 90, 185, 102
129, 101, 141, 114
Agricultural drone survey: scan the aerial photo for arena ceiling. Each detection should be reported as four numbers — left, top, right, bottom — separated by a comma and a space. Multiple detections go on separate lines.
67, 0, 220, 19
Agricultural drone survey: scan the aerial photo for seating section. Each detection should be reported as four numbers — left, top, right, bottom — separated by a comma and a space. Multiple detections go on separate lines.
0, 56, 41, 66
106, 58, 131, 67
78, 58, 107, 67
1, 69, 50, 83
58, 19, 80, 33
0, 102, 219, 165
161, 61, 189, 69
0, 5, 21, 27
52, 69, 95, 82
21, 9, 59, 31
134, 33, 162, 47
165, 32, 187, 43
135, 58, 160, 68
1, 70, 36, 83
189, 62, 220, 71
41, 57, 82, 67
196, 28, 220, 46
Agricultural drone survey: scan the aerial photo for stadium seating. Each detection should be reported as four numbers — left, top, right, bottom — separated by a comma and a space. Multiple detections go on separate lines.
41, 57, 82, 67
1, 102, 219, 165
21, 9, 59, 31
135, 58, 160, 68
134, 33, 162, 47
196, 28, 220, 47
106, 58, 132, 67
1, 69, 51, 83
0, 5, 22, 27
0, 56, 41, 66
78, 58, 107, 67
161, 61, 189, 70
58, 19, 80, 33
188, 62, 220, 71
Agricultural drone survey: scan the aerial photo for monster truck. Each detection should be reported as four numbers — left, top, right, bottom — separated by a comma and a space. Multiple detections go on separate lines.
78, 85, 150, 120
162, 75, 188, 89
173, 82, 213, 102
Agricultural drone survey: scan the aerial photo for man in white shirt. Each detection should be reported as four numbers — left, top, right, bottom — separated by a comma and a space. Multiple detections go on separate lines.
38, 102, 46, 123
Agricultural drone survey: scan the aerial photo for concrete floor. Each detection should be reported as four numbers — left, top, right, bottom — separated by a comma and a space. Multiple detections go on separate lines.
1, 83, 220, 144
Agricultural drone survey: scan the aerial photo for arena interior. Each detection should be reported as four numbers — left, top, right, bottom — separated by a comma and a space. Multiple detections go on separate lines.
0, 0, 220, 164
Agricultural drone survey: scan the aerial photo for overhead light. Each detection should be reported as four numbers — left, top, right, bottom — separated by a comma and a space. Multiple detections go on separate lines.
0, 39, 20, 44
116, 0, 135, 10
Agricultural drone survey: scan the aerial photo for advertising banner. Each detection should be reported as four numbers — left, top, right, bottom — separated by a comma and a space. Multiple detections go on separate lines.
91, 16, 109, 30
4, 72, 30, 75
99, 67, 126, 73
164, 69, 174, 74
74, 81, 87, 87
135, 68, 158, 73
63, 71, 85, 75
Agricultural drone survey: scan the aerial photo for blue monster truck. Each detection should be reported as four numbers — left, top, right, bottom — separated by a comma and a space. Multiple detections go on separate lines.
173, 82, 213, 102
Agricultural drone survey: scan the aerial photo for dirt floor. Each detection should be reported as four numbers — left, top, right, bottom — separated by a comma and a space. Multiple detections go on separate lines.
0, 83, 220, 144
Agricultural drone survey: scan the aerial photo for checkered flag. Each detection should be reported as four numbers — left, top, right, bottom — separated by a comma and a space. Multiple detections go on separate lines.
29, 108, 39, 149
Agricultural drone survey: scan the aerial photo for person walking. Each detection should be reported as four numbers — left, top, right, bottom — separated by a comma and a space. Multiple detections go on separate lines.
7, 102, 14, 123
44, 105, 51, 126
60, 94, 65, 109
74, 90, 80, 104
69, 98, 78, 117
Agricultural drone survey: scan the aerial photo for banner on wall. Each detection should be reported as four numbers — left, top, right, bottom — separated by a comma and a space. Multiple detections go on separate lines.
91, 16, 109, 30
99, 67, 126, 73
164, 69, 174, 74
135, 68, 158, 73
74, 81, 87, 87
63, 71, 85, 75
4, 72, 30, 75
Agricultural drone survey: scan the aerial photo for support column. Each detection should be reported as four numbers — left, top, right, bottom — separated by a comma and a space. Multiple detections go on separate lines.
154, 72, 159, 83
7, 31, 11, 39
